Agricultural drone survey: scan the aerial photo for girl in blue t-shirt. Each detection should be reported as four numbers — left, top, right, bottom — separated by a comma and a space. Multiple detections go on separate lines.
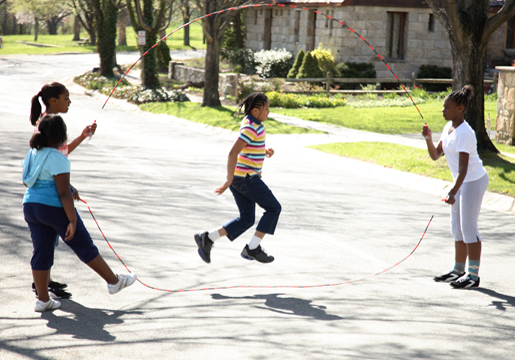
22, 114, 137, 312
422, 86, 489, 289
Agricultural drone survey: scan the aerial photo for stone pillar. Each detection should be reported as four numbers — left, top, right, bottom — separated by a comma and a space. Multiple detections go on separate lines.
495, 66, 515, 145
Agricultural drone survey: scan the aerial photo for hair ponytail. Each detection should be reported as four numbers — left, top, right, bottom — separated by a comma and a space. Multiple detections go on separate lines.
30, 93, 42, 126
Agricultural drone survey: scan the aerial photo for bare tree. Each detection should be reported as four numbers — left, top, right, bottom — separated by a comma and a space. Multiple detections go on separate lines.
125, 0, 175, 88
71, 0, 96, 45
180, 0, 196, 46
426, 0, 515, 153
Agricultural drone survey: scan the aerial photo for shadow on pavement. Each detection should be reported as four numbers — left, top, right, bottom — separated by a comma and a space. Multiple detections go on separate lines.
475, 287, 515, 311
211, 293, 343, 321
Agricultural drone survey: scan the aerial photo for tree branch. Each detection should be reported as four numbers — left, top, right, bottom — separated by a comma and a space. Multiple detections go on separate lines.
485, 0, 515, 42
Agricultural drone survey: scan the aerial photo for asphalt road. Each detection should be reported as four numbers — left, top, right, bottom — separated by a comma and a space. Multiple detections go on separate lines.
1, 52, 515, 360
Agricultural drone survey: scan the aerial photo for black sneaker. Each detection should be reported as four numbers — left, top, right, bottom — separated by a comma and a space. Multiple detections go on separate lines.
433, 271, 465, 282
241, 245, 274, 263
49, 287, 72, 299
32, 280, 68, 291
450, 275, 480, 289
194, 232, 213, 263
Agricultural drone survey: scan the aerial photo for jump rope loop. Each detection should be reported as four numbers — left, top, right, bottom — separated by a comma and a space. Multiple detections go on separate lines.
90, 4, 431, 292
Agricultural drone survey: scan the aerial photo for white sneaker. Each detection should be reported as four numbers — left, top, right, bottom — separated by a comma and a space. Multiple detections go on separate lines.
108, 274, 137, 294
35, 299, 61, 312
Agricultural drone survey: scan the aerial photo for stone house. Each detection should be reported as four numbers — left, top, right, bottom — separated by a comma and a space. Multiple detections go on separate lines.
245, 0, 510, 79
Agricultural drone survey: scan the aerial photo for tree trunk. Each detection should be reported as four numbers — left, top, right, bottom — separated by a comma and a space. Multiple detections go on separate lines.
47, 18, 58, 35
182, 2, 190, 46
118, 8, 128, 46
447, 14, 498, 153
97, 0, 119, 77
73, 15, 81, 41
202, 30, 222, 106
235, 10, 243, 48
34, 18, 38, 41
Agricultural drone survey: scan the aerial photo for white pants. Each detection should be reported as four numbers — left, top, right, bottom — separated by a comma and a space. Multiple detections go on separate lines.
450, 174, 489, 244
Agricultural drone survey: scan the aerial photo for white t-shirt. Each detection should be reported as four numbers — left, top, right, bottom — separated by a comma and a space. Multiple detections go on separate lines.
439, 120, 487, 182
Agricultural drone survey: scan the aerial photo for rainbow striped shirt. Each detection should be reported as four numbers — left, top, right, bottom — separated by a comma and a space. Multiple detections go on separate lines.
234, 115, 266, 178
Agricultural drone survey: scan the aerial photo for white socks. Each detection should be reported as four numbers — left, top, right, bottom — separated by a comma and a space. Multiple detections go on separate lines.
248, 235, 262, 250
208, 229, 221, 242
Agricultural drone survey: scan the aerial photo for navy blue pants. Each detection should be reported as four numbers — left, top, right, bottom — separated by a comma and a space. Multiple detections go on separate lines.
23, 203, 99, 271
223, 175, 281, 241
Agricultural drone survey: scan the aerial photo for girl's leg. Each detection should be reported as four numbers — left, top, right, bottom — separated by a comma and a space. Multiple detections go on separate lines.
33, 269, 51, 302
86, 255, 118, 285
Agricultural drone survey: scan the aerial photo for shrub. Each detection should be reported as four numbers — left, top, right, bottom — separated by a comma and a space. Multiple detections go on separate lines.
311, 43, 340, 77
336, 62, 376, 78
297, 51, 323, 79
221, 48, 255, 74
265, 91, 346, 108
417, 65, 452, 91
254, 48, 294, 78
287, 49, 305, 79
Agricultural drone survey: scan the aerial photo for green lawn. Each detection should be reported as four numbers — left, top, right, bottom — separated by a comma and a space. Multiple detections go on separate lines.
309, 142, 515, 197
140, 101, 324, 134
0, 21, 205, 55
270, 99, 498, 135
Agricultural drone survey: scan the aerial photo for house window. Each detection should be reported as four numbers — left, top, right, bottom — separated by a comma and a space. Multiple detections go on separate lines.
254, 10, 258, 25
386, 12, 407, 59
428, 14, 435, 32
294, 10, 301, 43
507, 17, 515, 48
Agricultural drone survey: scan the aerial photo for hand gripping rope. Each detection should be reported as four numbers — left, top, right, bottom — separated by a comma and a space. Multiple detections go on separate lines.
87, 3, 431, 292
81, 199, 433, 293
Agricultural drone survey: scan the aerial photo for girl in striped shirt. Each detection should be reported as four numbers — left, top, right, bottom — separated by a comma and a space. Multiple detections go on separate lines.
194, 92, 281, 264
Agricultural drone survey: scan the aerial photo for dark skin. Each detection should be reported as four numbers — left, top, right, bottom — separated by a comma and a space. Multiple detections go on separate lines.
421, 98, 481, 267
28, 141, 118, 302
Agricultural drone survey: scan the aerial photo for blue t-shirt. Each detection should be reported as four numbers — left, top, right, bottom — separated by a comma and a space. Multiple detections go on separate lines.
22, 147, 71, 207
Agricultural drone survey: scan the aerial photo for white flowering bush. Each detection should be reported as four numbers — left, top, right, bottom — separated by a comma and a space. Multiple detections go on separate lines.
254, 48, 294, 78
348, 97, 426, 108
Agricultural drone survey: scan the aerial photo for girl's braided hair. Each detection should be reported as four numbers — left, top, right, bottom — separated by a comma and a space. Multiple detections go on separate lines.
445, 85, 474, 110
236, 92, 268, 117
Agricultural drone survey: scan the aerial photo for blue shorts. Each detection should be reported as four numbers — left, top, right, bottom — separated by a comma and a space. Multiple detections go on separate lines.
23, 203, 100, 271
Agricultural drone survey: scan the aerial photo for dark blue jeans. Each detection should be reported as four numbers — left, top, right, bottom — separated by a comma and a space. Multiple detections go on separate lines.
223, 175, 281, 241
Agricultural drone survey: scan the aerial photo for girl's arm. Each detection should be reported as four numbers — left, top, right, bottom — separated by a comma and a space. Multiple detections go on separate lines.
445, 152, 469, 204
423, 126, 444, 160
67, 122, 97, 154
215, 138, 247, 196
54, 173, 77, 240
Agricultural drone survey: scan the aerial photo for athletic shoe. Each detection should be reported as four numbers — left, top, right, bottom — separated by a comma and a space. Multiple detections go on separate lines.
34, 299, 61, 312
450, 275, 480, 289
241, 245, 274, 263
194, 232, 213, 264
32, 280, 68, 292
108, 274, 137, 295
433, 271, 465, 282
49, 287, 72, 299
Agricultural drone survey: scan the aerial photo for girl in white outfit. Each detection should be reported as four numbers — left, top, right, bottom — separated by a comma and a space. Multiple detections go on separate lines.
422, 85, 489, 289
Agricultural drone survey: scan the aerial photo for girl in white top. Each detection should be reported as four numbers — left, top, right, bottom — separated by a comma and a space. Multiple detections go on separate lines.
422, 85, 489, 289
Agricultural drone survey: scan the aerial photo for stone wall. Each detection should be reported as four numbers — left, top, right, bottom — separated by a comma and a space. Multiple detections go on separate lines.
495, 66, 515, 145
246, 6, 453, 79
168, 61, 239, 97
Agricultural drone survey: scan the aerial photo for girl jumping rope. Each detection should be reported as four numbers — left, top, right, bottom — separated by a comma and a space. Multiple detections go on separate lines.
22, 114, 136, 312
422, 85, 489, 289
29, 82, 97, 299
194, 92, 281, 264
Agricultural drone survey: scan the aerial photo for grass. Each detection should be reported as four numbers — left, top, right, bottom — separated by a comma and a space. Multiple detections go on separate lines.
139, 101, 325, 134
309, 142, 515, 197
0, 21, 205, 56
270, 98, 498, 134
